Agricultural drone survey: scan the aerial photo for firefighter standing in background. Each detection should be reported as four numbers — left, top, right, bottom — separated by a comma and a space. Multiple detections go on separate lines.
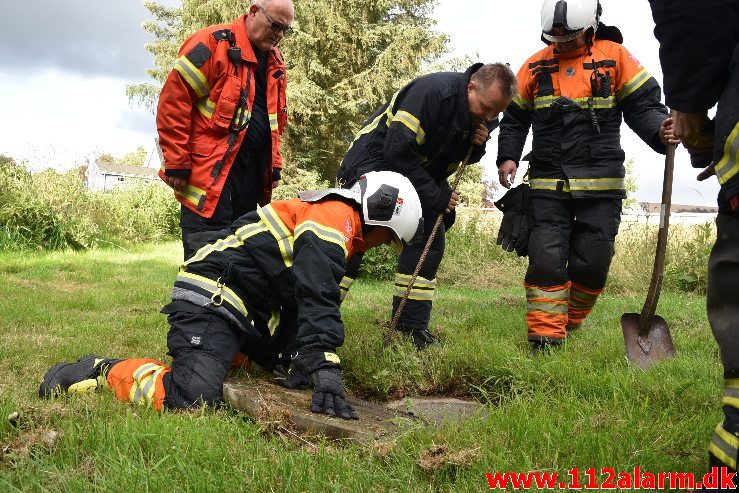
496, 0, 678, 354
337, 63, 516, 349
648, 0, 739, 477
157, 0, 292, 259
39, 172, 423, 420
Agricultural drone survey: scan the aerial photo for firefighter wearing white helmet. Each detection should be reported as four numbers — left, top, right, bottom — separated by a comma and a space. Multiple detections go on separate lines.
541, 0, 599, 43
496, 0, 678, 354
39, 172, 422, 421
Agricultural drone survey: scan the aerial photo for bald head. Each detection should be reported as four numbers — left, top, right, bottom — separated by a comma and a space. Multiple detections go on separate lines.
246, 0, 295, 52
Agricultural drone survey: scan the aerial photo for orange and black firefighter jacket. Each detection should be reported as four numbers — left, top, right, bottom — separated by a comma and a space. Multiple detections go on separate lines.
498, 39, 668, 199
170, 198, 365, 354
157, 15, 288, 218
339, 64, 494, 214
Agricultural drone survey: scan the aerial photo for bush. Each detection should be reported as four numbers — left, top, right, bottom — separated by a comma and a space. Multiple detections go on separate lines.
0, 156, 179, 251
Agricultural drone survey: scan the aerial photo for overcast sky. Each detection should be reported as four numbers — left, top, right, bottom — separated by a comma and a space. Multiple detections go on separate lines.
0, 0, 720, 206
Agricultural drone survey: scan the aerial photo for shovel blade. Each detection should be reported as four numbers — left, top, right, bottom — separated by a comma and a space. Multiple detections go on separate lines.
621, 313, 676, 370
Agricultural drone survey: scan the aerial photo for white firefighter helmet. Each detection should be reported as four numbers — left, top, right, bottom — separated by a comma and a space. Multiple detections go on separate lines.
541, 0, 599, 43
350, 171, 423, 245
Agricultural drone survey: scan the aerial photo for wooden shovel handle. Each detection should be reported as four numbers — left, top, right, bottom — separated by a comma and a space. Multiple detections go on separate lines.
638, 143, 676, 335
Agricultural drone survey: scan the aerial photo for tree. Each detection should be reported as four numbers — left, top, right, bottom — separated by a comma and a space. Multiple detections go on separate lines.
120, 147, 149, 167
623, 158, 638, 211
128, 0, 448, 180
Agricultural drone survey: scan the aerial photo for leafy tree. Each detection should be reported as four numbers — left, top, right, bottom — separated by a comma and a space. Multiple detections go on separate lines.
128, 0, 449, 180
624, 158, 638, 211
120, 147, 149, 167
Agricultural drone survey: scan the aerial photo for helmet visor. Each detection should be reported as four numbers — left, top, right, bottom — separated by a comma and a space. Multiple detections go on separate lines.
542, 27, 585, 42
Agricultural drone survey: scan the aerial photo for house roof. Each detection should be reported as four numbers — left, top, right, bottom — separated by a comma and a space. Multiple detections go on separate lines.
639, 202, 718, 214
95, 162, 159, 179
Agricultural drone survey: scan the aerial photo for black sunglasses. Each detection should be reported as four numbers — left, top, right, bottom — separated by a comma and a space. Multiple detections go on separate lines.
257, 4, 294, 36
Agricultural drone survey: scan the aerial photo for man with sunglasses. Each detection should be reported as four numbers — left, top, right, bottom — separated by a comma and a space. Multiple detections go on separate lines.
157, 0, 294, 260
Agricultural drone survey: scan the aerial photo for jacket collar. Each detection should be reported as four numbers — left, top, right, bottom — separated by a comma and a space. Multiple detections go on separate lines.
553, 44, 589, 59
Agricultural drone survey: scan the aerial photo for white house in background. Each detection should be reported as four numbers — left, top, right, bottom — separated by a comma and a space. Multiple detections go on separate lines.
86, 161, 161, 192
86, 139, 164, 192
621, 201, 718, 224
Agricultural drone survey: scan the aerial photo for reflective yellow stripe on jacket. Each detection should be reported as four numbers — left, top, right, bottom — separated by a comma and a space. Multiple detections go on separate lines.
258, 205, 294, 267
175, 271, 250, 320
129, 363, 167, 408
174, 55, 211, 99
715, 123, 739, 186
197, 98, 216, 119
616, 69, 652, 102
294, 221, 348, 257
183, 220, 269, 268
529, 177, 624, 193
175, 184, 206, 209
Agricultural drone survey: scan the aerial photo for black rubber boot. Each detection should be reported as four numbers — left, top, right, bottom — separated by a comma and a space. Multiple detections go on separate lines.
529, 340, 562, 357
396, 324, 435, 350
39, 355, 121, 398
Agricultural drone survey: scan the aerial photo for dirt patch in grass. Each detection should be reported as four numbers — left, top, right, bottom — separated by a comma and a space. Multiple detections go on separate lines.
417, 444, 481, 471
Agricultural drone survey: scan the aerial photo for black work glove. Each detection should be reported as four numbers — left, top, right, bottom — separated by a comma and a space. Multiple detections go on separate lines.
275, 350, 333, 390
310, 368, 358, 420
494, 184, 533, 257
273, 364, 312, 389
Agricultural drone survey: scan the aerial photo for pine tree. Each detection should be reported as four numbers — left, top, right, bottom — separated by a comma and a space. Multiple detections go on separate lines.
127, 0, 448, 179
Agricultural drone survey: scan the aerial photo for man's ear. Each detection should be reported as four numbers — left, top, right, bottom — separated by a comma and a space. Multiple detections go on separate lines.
468, 79, 476, 93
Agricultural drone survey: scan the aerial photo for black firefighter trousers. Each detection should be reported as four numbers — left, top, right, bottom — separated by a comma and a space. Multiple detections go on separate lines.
707, 213, 739, 471
180, 150, 262, 260
526, 196, 622, 290
160, 300, 293, 409
345, 210, 453, 332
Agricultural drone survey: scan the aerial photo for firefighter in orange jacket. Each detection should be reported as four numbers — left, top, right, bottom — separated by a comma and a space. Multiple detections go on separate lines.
496, 0, 678, 354
39, 172, 424, 420
157, 0, 292, 259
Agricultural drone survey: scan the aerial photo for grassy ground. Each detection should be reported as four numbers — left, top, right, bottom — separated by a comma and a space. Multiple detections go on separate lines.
0, 241, 724, 492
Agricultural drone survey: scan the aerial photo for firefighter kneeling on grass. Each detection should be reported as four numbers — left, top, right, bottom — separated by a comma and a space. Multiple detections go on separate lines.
38, 172, 423, 420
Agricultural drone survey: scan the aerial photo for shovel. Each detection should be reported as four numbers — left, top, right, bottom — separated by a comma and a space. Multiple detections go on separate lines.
620, 143, 677, 369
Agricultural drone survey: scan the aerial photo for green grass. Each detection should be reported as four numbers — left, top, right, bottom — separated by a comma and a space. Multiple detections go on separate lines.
0, 242, 725, 492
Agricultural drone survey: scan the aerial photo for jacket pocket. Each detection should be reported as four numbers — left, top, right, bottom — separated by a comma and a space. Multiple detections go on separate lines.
530, 148, 553, 166
211, 73, 242, 132
190, 139, 218, 158
587, 147, 625, 164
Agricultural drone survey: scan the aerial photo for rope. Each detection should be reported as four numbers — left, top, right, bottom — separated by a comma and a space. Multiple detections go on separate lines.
388, 144, 476, 332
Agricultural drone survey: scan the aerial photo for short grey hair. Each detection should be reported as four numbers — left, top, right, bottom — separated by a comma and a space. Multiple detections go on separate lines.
471, 63, 518, 99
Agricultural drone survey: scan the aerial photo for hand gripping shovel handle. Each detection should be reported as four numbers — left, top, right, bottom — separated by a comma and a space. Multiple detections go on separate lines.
637, 142, 676, 337
389, 144, 476, 332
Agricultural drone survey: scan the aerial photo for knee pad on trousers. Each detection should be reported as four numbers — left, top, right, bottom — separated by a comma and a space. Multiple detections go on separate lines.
569, 235, 615, 289
526, 227, 568, 286
165, 351, 228, 408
